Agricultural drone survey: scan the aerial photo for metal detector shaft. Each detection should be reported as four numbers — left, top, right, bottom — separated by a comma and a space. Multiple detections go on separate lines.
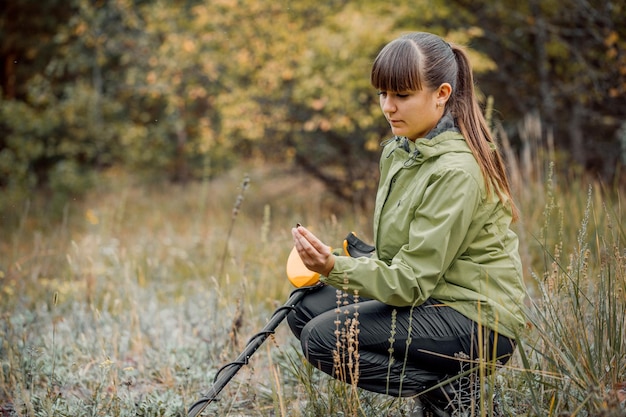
187, 284, 320, 417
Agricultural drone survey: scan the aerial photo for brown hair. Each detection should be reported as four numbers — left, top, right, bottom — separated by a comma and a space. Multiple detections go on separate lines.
371, 32, 517, 219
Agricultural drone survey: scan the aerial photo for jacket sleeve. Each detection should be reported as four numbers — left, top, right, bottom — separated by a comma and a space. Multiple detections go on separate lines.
322, 167, 482, 306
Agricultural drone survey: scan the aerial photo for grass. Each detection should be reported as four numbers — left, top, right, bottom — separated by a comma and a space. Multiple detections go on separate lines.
1, 154, 625, 416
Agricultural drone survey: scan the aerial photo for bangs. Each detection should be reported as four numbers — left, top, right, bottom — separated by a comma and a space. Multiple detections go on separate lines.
371, 39, 423, 92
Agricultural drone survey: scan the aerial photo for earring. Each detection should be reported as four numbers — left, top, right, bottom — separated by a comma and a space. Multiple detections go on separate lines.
436, 102, 443, 108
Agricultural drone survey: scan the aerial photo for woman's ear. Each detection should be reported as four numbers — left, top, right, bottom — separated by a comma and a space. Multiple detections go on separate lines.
437, 83, 452, 102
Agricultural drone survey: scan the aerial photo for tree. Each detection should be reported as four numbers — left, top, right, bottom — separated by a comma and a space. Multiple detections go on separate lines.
2, 0, 624, 212
448, 0, 626, 178
200, 0, 494, 209
0, 0, 142, 194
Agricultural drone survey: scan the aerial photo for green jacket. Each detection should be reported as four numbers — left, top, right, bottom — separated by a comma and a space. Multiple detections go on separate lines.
322, 131, 526, 338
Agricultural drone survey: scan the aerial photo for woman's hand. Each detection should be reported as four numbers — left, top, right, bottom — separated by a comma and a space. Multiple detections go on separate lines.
291, 225, 335, 277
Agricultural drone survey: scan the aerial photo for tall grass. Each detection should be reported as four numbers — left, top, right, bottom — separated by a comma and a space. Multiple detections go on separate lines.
1, 125, 625, 416
510, 179, 626, 417
498, 116, 626, 417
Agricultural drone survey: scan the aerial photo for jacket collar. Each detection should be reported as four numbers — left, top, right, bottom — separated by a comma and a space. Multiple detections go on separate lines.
382, 113, 468, 166
425, 112, 459, 139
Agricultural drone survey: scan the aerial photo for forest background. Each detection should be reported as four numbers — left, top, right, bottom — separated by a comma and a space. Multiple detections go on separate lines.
1, 0, 626, 416
2, 0, 626, 209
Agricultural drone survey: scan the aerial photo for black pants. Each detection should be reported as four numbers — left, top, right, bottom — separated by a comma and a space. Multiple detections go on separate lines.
287, 285, 515, 399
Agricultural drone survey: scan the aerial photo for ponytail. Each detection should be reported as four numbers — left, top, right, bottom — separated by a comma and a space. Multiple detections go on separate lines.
449, 45, 518, 220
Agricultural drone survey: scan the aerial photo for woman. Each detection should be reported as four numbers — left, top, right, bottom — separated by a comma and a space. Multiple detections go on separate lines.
288, 32, 526, 416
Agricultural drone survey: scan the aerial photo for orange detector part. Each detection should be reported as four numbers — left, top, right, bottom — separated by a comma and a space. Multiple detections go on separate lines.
286, 246, 321, 288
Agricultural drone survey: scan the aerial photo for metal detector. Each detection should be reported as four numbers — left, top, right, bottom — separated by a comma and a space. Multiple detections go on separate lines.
187, 233, 374, 417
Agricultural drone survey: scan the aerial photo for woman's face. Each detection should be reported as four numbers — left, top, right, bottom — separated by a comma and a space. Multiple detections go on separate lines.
378, 86, 447, 141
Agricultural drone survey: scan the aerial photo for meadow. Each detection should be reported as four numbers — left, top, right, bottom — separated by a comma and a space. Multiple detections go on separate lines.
1, 154, 625, 416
